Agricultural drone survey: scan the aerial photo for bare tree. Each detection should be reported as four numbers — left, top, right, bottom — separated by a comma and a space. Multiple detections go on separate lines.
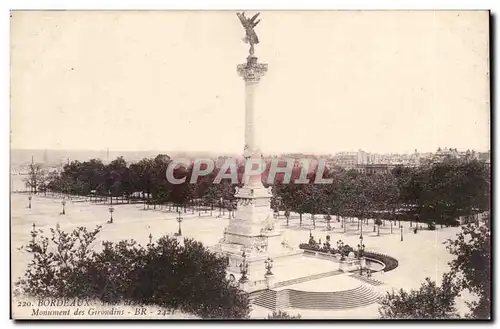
23, 162, 46, 194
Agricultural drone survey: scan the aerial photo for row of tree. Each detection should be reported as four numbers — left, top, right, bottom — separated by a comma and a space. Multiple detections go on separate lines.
274, 158, 490, 228
25, 155, 490, 228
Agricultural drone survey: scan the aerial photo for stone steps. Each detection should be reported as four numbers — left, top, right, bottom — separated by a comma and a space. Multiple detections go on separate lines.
253, 285, 381, 311
252, 290, 277, 310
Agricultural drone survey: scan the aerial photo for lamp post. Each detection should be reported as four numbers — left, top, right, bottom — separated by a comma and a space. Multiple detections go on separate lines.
337, 240, 345, 260
108, 206, 114, 224
176, 211, 183, 236
239, 251, 249, 282
326, 214, 332, 231
265, 257, 274, 276
358, 235, 365, 258
61, 199, 66, 215
31, 223, 36, 243
358, 235, 365, 275
400, 225, 404, 242
325, 235, 331, 251
219, 197, 223, 216
28, 195, 32, 209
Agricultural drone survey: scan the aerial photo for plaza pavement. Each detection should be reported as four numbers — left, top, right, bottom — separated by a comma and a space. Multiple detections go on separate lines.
11, 193, 475, 319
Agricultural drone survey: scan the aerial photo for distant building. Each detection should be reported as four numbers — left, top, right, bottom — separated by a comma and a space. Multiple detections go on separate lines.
357, 149, 369, 165
430, 147, 459, 163
355, 164, 391, 175
332, 152, 357, 170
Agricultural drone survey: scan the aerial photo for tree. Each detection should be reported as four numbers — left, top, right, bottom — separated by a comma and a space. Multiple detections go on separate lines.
445, 221, 491, 319
301, 183, 323, 230
284, 209, 290, 227
16, 225, 250, 319
132, 158, 155, 209
330, 169, 350, 231
379, 273, 460, 319
24, 162, 47, 194
150, 154, 172, 208
287, 185, 308, 227
374, 218, 382, 236
345, 171, 375, 233
106, 157, 129, 199
202, 181, 220, 215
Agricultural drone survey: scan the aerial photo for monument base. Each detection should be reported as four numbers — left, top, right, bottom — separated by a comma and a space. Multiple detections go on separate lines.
212, 242, 303, 292
218, 244, 303, 274
211, 181, 303, 292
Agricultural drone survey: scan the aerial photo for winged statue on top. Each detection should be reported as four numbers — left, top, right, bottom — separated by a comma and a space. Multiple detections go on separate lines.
236, 12, 261, 57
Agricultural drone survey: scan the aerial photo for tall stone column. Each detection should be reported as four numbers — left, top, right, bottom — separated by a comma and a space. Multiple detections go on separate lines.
221, 56, 276, 245
238, 56, 268, 188
211, 14, 303, 288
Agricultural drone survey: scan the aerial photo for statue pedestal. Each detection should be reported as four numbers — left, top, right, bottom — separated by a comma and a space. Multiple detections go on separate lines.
239, 279, 249, 291
360, 257, 367, 269
212, 178, 302, 289
265, 274, 275, 289
339, 260, 348, 272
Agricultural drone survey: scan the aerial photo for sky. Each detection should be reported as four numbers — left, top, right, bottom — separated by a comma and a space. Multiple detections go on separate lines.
10, 11, 490, 154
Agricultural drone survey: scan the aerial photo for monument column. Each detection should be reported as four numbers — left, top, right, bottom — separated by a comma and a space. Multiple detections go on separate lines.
238, 56, 268, 187
213, 13, 303, 289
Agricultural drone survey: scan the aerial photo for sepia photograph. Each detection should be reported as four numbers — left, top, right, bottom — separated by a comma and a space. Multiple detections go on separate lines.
9, 10, 491, 320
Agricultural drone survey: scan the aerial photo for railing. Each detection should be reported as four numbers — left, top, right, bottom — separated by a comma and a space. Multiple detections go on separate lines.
303, 247, 390, 273
363, 251, 398, 272
363, 257, 386, 272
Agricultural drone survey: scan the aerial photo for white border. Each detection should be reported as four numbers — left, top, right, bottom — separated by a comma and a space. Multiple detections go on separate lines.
3, 0, 499, 10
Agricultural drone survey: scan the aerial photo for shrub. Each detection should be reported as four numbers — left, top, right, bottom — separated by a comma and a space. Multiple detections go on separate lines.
299, 242, 354, 257
15, 225, 250, 319
308, 235, 317, 246
342, 244, 355, 256
15, 225, 102, 298
378, 273, 459, 319
298, 243, 320, 252
267, 311, 302, 319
